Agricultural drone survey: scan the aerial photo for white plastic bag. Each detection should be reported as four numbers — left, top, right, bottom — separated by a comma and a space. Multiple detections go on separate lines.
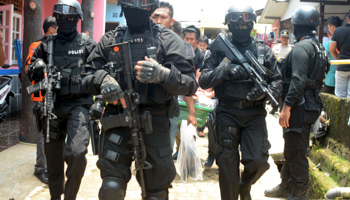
176, 120, 203, 183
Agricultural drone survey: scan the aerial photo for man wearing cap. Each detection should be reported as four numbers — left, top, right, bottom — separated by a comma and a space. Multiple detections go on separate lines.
270, 30, 292, 114
272, 30, 292, 61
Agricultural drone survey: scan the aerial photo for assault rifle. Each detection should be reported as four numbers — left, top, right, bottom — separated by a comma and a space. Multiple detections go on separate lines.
106, 42, 152, 198
210, 33, 279, 106
27, 34, 61, 142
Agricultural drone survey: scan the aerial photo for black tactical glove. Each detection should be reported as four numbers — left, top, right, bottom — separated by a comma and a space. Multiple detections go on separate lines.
247, 83, 268, 101
139, 58, 170, 83
100, 75, 124, 103
89, 98, 105, 120
31, 59, 46, 80
228, 64, 249, 80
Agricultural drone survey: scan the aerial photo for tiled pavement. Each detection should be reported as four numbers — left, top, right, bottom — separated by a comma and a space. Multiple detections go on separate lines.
0, 112, 20, 152
0, 107, 284, 200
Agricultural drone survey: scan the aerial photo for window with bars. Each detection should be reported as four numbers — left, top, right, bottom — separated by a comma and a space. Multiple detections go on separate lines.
0, 4, 22, 65
0, 0, 22, 13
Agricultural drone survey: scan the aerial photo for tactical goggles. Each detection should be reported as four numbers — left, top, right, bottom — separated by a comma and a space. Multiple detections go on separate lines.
120, 0, 156, 8
226, 12, 255, 22
53, 4, 77, 15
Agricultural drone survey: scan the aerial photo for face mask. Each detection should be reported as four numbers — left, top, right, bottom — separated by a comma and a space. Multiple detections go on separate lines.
123, 7, 152, 32
57, 18, 78, 34
293, 25, 315, 41
228, 23, 253, 44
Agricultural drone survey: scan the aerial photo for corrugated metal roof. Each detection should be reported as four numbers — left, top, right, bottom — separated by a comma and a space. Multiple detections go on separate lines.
259, 0, 350, 24
259, 0, 289, 24
323, 4, 350, 22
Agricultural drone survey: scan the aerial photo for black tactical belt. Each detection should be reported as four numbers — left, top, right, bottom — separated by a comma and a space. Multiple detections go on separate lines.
219, 100, 264, 109
221, 139, 233, 148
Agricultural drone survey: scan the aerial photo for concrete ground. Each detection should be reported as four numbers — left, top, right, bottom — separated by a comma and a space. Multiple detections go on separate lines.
0, 106, 285, 200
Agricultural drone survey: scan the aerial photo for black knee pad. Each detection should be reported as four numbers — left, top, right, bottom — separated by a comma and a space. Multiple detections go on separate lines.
99, 177, 126, 200
144, 190, 168, 200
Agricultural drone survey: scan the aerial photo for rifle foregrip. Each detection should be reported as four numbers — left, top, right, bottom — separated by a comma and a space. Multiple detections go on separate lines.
27, 83, 42, 95
267, 90, 279, 107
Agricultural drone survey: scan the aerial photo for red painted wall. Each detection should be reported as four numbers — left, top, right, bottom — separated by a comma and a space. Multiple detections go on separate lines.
41, 0, 104, 42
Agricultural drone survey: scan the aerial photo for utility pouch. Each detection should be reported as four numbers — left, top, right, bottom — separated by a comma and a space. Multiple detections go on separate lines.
70, 74, 80, 94
89, 119, 100, 155
49, 131, 60, 140
303, 90, 321, 124
70, 60, 83, 94
303, 90, 321, 112
98, 130, 105, 158
142, 111, 153, 134
207, 112, 218, 156
61, 69, 71, 95
168, 97, 175, 119
33, 103, 43, 131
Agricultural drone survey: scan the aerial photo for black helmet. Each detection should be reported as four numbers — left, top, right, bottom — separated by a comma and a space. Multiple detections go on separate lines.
291, 6, 320, 26
280, 30, 289, 37
225, 4, 256, 25
118, 0, 159, 10
53, 0, 83, 20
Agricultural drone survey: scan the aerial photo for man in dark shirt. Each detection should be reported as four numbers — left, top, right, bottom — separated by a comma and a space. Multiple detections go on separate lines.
150, 1, 196, 151
329, 12, 350, 98
199, 3, 282, 199
25, 16, 58, 185
265, 6, 326, 200
183, 25, 205, 76
83, 0, 197, 199
27, 1, 97, 199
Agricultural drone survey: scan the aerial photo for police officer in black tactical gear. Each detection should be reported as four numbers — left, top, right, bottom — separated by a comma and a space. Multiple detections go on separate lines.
264, 6, 327, 200
27, 0, 97, 199
83, 0, 197, 199
198, 3, 282, 200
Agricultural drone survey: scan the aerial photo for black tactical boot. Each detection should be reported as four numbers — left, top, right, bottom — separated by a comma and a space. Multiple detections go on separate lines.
240, 185, 252, 200
264, 182, 290, 198
240, 191, 252, 200
286, 187, 308, 200
144, 190, 168, 200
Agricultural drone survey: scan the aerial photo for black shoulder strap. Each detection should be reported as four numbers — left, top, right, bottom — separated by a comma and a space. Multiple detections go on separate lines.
307, 39, 327, 83
255, 39, 265, 65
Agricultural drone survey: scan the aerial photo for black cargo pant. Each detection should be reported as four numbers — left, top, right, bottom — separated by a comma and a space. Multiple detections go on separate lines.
281, 100, 319, 191
96, 112, 176, 198
44, 101, 90, 200
207, 112, 218, 157
215, 104, 271, 200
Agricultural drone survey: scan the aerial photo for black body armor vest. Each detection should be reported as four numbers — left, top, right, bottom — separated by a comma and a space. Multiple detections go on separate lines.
53, 33, 89, 97
281, 37, 328, 92
216, 39, 265, 101
106, 25, 172, 106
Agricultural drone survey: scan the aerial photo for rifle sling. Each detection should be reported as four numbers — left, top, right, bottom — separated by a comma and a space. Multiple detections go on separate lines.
101, 114, 131, 131
101, 113, 148, 131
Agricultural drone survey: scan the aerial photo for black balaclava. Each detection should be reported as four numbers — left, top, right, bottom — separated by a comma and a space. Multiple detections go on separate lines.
293, 25, 316, 41
122, 6, 153, 33
57, 18, 78, 42
228, 22, 253, 45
